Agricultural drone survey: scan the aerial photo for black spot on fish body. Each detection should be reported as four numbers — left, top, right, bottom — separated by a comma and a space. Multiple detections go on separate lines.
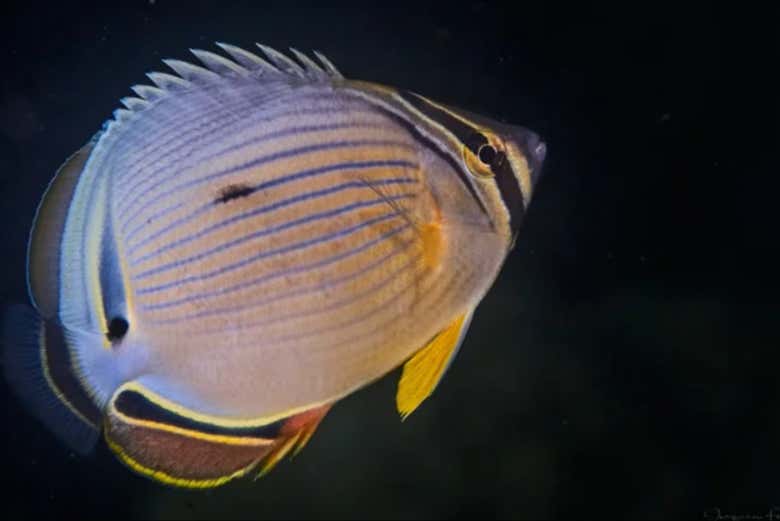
107, 316, 129, 343
215, 183, 254, 204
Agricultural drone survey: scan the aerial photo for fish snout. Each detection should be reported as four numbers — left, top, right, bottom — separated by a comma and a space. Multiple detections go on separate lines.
521, 130, 546, 188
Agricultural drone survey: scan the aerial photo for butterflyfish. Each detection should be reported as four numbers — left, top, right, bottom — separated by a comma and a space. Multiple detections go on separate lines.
2, 43, 547, 488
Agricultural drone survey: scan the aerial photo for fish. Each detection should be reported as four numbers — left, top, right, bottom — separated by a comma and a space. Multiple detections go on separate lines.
2, 42, 547, 488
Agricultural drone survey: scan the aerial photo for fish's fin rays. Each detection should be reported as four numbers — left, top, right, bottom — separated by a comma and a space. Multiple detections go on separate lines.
215, 41, 279, 74
189, 48, 249, 77
145, 71, 191, 92
2, 304, 100, 454
107, 43, 344, 128
356, 175, 423, 235
27, 138, 95, 318
289, 47, 327, 79
130, 84, 165, 102
119, 96, 149, 112
396, 311, 475, 420
104, 383, 276, 488
104, 384, 331, 488
256, 43, 306, 77
313, 50, 344, 79
256, 405, 331, 478
255, 433, 301, 478
162, 58, 221, 85
356, 175, 444, 271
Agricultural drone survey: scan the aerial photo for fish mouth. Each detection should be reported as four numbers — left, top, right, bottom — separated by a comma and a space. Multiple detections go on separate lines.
517, 129, 547, 188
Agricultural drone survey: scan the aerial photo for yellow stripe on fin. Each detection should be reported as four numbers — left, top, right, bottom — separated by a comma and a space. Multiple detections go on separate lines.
103, 383, 278, 488
255, 433, 301, 479
396, 311, 474, 420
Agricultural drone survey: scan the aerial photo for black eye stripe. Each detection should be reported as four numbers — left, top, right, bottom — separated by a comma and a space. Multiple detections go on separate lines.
398, 91, 488, 155
372, 104, 493, 222
491, 151, 525, 237
394, 90, 525, 236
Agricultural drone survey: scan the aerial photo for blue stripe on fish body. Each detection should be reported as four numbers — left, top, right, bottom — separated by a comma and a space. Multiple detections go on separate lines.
126, 163, 417, 256
149, 238, 416, 324
135, 211, 404, 295
133, 193, 415, 279
128, 177, 416, 265
120, 139, 417, 234
139, 223, 411, 311
118, 110, 391, 220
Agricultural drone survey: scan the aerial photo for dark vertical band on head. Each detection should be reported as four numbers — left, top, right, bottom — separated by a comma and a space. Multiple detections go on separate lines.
396, 91, 527, 237
490, 152, 525, 237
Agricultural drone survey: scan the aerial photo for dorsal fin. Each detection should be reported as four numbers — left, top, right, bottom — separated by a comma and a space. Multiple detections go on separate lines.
145, 71, 190, 91
130, 84, 165, 102
103, 43, 345, 129
119, 96, 148, 112
289, 47, 327, 79
256, 44, 306, 77
314, 50, 344, 80
189, 48, 249, 77
162, 58, 221, 84
215, 42, 280, 73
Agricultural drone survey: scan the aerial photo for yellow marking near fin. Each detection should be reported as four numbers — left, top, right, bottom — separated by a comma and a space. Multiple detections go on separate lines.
356, 174, 444, 271
255, 405, 331, 476
104, 431, 255, 489
396, 312, 473, 420
419, 219, 443, 271
291, 419, 321, 458
255, 433, 302, 479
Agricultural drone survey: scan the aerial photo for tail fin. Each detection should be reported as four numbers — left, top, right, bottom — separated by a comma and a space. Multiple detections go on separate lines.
2, 304, 101, 454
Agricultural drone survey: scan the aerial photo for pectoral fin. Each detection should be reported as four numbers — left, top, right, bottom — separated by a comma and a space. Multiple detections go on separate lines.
396, 310, 475, 419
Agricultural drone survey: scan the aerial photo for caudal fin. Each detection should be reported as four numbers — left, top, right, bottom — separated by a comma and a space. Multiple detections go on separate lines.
2, 304, 101, 454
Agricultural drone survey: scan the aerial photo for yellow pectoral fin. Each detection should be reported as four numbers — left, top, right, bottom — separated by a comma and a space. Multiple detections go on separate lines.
396, 311, 475, 420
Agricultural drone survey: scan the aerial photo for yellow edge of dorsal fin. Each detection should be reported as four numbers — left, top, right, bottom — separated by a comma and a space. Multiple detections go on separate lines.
396, 311, 475, 420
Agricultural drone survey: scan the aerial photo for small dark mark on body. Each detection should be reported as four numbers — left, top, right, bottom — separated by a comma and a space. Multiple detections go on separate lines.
107, 316, 129, 343
215, 183, 254, 204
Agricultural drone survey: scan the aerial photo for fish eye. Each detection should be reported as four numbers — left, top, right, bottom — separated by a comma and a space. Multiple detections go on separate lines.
107, 316, 129, 342
478, 144, 497, 165
463, 133, 504, 178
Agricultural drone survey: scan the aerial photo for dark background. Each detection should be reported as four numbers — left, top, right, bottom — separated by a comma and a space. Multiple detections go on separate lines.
0, 2, 776, 519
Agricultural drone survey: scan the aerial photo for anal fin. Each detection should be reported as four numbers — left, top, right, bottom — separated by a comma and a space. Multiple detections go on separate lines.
104, 383, 332, 488
256, 405, 331, 478
396, 310, 475, 419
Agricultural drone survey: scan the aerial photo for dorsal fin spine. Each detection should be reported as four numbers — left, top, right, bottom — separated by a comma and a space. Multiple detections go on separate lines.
189, 48, 249, 76
109, 44, 344, 127
256, 44, 306, 77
